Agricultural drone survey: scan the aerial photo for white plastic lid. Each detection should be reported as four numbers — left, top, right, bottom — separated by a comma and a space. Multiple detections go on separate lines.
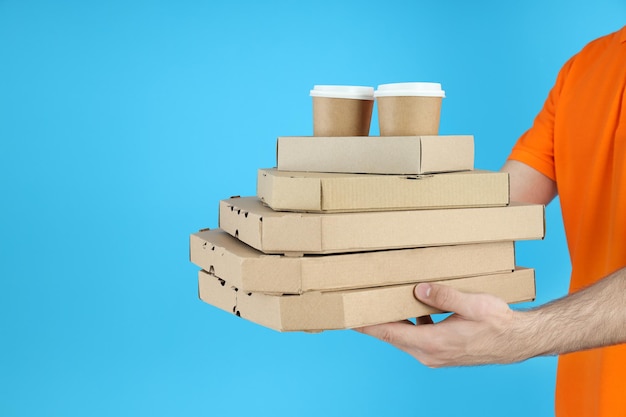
374, 82, 446, 98
310, 85, 375, 100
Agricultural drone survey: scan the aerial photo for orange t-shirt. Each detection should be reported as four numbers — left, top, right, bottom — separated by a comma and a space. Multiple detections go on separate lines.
509, 26, 626, 416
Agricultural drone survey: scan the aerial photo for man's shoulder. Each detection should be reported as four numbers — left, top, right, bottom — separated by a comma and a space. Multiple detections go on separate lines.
577, 26, 625, 57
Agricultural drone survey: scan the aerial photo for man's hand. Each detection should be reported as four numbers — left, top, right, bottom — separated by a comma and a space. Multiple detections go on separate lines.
357, 266, 626, 367
355, 283, 526, 367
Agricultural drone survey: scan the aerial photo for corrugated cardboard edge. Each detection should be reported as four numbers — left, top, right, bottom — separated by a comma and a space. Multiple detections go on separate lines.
420, 135, 475, 173
190, 229, 304, 294
257, 169, 509, 212
276, 135, 474, 175
318, 203, 545, 253
257, 168, 323, 211
298, 240, 516, 292
219, 197, 545, 254
198, 269, 237, 315
198, 268, 536, 332
219, 197, 324, 254
191, 229, 517, 294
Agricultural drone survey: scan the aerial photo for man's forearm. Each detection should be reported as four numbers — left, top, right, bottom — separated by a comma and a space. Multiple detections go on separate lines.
513, 266, 626, 359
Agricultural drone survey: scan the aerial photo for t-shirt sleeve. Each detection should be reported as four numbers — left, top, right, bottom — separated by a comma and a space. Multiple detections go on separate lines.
508, 55, 577, 181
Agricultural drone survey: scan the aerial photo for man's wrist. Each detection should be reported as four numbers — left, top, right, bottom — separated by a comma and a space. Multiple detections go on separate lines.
507, 308, 553, 361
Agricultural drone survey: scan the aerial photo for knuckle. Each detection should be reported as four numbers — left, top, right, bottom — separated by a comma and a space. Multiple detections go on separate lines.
475, 297, 494, 317
379, 328, 397, 344
415, 336, 449, 368
432, 285, 454, 307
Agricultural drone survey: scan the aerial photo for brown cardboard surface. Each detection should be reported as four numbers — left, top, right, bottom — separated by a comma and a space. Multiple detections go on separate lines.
377, 96, 442, 136
197, 269, 236, 314
190, 229, 516, 294
218, 197, 545, 255
257, 168, 509, 212
276, 135, 474, 174
312, 96, 373, 136
198, 267, 536, 332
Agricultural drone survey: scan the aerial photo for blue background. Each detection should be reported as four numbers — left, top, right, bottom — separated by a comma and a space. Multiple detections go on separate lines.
1, 1, 624, 416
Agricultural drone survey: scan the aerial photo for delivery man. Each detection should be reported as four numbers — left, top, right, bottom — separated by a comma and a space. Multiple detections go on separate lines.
357, 25, 626, 417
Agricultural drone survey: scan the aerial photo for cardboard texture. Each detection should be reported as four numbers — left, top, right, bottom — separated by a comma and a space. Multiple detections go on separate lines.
190, 229, 516, 294
257, 168, 509, 212
312, 96, 373, 137
197, 269, 236, 314
377, 96, 442, 136
218, 197, 545, 255
276, 135, 474, 174
198, 267, 536, 332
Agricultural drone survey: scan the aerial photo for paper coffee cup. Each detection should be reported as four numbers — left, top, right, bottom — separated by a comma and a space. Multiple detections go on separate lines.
310, 85, 374, 136
374, 82, 446, 136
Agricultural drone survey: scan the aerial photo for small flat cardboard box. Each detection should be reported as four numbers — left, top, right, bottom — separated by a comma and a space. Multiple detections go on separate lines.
190, 229, 516, 294
219, 197, 545, 255
198, 267, 536, 332
257, 168, 509, 212
276, 135, 474, 174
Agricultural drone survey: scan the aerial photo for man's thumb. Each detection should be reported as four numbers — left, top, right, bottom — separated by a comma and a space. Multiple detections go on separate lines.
414, 283, 469, 316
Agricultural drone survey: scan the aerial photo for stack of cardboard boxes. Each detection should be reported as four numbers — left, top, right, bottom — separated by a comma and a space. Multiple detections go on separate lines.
190, 135, 545, 332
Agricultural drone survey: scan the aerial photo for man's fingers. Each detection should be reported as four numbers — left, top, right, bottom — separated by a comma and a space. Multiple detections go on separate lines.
355, 321, 417, 348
